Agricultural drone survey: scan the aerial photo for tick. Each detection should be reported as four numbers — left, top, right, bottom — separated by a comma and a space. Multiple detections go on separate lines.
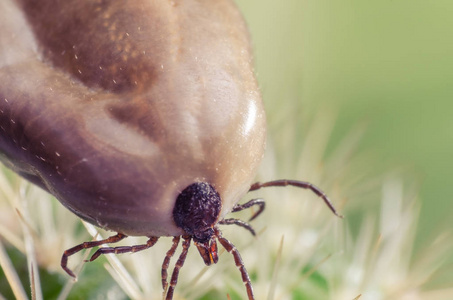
0, 1, 341, 299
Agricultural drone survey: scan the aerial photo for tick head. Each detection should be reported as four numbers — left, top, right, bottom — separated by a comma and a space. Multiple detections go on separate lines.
173, 182, 222, 266
172, 182, 222, 243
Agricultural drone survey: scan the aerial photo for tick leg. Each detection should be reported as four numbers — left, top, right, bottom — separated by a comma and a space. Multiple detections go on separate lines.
87, 236, 159, 262
161, 236, 181, 294
165, 236, 191, 300
219, 218, 256, 236
219, 198, 264, 236
215, 228, 255, 300
231, 198, 265, 221
249, 179, 342, 217
61, 233, 127, 278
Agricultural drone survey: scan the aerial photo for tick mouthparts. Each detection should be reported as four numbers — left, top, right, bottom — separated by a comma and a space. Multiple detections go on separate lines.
209, 238, 219, 264
195, 239, 218, 265
195, 241, 212, 265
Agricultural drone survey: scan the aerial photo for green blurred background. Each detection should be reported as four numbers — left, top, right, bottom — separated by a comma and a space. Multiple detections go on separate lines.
236, 0, 453, 250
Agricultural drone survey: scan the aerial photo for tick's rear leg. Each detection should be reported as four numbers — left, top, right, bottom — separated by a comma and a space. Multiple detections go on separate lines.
165, 236, 192, 300
231, 198, 265, 221
61, 233, 127, 277
87, 236, 159, 261
161, 236, 181, 294
215, 228, 255, 300
219, 218, 256, 236
219, 198, 265, 236
250, 180, 342, 217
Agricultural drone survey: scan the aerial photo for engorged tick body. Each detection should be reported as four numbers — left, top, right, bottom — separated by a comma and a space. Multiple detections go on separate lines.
0, 1, 341, 299
0, 0, 266, 238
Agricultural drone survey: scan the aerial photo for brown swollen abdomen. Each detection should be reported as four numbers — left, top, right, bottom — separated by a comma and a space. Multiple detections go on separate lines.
0, 0, 266, 236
